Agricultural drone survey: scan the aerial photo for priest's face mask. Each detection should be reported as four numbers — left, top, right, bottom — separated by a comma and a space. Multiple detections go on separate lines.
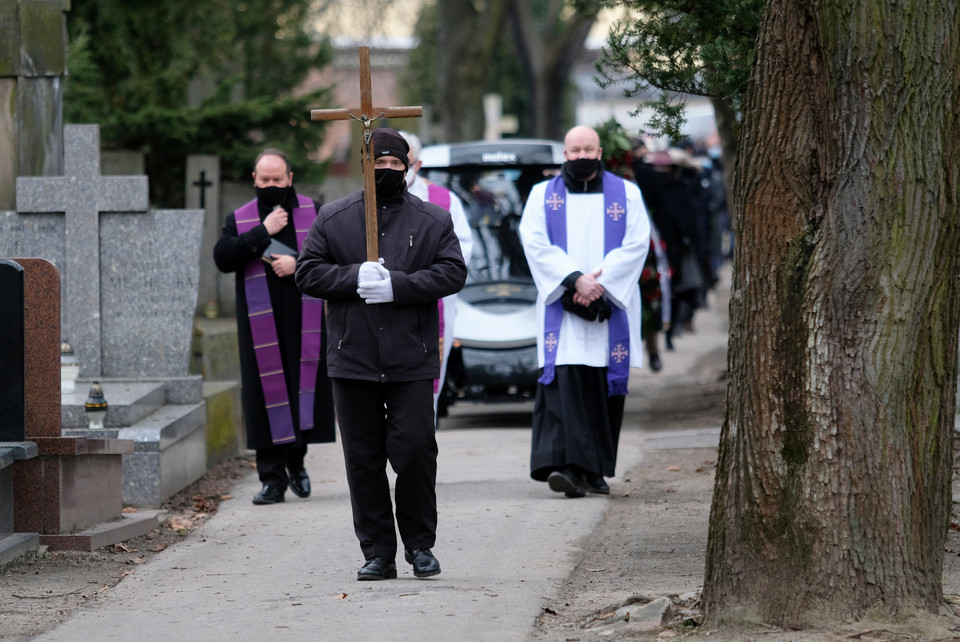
563, 127, 604, 182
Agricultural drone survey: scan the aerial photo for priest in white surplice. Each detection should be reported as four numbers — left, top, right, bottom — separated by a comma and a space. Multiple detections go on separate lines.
519, 125, 650, 498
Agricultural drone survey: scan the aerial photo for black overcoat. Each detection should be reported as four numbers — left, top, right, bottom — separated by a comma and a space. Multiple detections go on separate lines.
295, 189, 467, 383
213, 188, 335, 450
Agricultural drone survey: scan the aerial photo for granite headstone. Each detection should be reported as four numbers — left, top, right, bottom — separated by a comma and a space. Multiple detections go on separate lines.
100, 210, 203, 377
0, 259, 25, 441
9, 259, 150, 545
16, 259, 61, 438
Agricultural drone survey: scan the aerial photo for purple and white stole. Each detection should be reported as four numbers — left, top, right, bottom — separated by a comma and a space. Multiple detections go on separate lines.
235, 196, 324, 444
540, 173, 631, 396
427, 184, 451, 394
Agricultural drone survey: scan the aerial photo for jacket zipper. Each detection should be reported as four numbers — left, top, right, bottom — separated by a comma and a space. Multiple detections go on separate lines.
419, 309, 427, 353
336, 307, 347, 349
399, 232, 413, 267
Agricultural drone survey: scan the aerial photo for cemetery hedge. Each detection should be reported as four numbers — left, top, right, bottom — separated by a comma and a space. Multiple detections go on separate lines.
63, 0, 332, 207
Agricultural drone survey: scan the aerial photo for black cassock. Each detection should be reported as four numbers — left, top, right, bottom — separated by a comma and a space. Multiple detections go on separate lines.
213, 188, 335, 450
530, 365, 625, 481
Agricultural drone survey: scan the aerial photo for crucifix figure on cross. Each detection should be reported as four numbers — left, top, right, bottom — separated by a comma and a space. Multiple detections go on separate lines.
311, 47, 423, 261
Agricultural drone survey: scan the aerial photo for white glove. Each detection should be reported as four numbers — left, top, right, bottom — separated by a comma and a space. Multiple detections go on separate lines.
357, 271, 394, 304
357, 261, 386, 285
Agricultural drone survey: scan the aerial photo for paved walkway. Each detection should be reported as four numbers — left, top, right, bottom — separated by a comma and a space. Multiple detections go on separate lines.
36, 270, 730, 642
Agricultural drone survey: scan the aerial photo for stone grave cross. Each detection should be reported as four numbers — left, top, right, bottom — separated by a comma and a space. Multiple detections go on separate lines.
192, 170, 213, 209
16, 124, 149, 377
311, 46, 422, 261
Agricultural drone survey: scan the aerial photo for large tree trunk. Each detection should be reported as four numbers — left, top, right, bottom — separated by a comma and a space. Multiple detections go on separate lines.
704, 0, 960, 629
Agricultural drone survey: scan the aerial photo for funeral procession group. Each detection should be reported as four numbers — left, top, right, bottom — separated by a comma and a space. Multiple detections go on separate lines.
215, 122, 720, 582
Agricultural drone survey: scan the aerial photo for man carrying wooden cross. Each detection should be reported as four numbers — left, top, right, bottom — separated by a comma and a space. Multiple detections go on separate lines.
296, 128, 467, 581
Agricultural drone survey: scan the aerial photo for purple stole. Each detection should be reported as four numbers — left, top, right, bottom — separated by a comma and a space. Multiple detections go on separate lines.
427, 184, 451, 394
235, 196, 324, 444
426, 183, 451, 211
540, 172, 631, 396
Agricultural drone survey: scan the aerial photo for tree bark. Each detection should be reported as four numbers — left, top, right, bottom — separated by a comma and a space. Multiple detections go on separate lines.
704, 0, 960, 629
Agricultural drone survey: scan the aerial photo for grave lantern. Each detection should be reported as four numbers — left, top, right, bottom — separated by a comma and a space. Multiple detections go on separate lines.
84, 381, 108, 429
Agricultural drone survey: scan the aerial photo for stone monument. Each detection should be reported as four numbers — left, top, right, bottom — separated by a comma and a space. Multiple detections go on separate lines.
15, 124, 148, 378
0, 260, 26, 442
0, 259, 39, 564
2, 124, 209, 506
4, 258, 156, 552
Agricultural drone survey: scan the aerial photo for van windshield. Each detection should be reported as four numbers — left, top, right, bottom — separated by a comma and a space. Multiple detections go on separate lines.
422, 166, 559, 283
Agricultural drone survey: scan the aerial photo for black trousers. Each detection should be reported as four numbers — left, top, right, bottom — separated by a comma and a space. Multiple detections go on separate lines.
332, 378, 438, 560
256, 443, 307, 489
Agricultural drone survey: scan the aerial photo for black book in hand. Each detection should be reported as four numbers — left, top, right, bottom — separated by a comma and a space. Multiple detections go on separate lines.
261, 238, 297, 264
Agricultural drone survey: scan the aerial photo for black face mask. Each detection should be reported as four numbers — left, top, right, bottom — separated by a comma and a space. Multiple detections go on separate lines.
567, 158, 602, 181
375, 168, 407, 202
255, 185, 290, 208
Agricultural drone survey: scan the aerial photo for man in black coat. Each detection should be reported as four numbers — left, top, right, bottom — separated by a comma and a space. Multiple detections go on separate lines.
295, 129, 467, 581
214, 148, 335, 505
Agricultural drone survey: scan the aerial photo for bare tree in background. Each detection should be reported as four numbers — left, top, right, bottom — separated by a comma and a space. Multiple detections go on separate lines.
402, 0, 601, 142
435, 0, 510, 141
508, 0, 601, 140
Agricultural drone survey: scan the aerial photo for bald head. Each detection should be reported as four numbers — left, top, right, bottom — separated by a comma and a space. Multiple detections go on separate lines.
563, 126, 602, 161
562, 126, 603, 182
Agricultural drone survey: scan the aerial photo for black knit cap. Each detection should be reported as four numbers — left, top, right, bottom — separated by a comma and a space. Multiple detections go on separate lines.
371, 128, 409, 169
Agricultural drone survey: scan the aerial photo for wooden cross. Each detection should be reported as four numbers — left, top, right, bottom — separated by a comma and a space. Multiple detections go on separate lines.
311, 46, 423, 261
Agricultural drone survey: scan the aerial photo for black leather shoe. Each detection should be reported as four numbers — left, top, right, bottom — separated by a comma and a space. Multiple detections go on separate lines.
252, 484, 285, 505
404, 548, 441, 578
357, 556, 397, 581
584, 474, 610, 495
289, 469, 311, 498
548, 469, 586, 498
649, 352, 662, 372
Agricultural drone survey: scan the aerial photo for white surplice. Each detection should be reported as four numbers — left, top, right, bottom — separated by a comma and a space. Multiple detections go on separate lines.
519, 176, 651, 371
